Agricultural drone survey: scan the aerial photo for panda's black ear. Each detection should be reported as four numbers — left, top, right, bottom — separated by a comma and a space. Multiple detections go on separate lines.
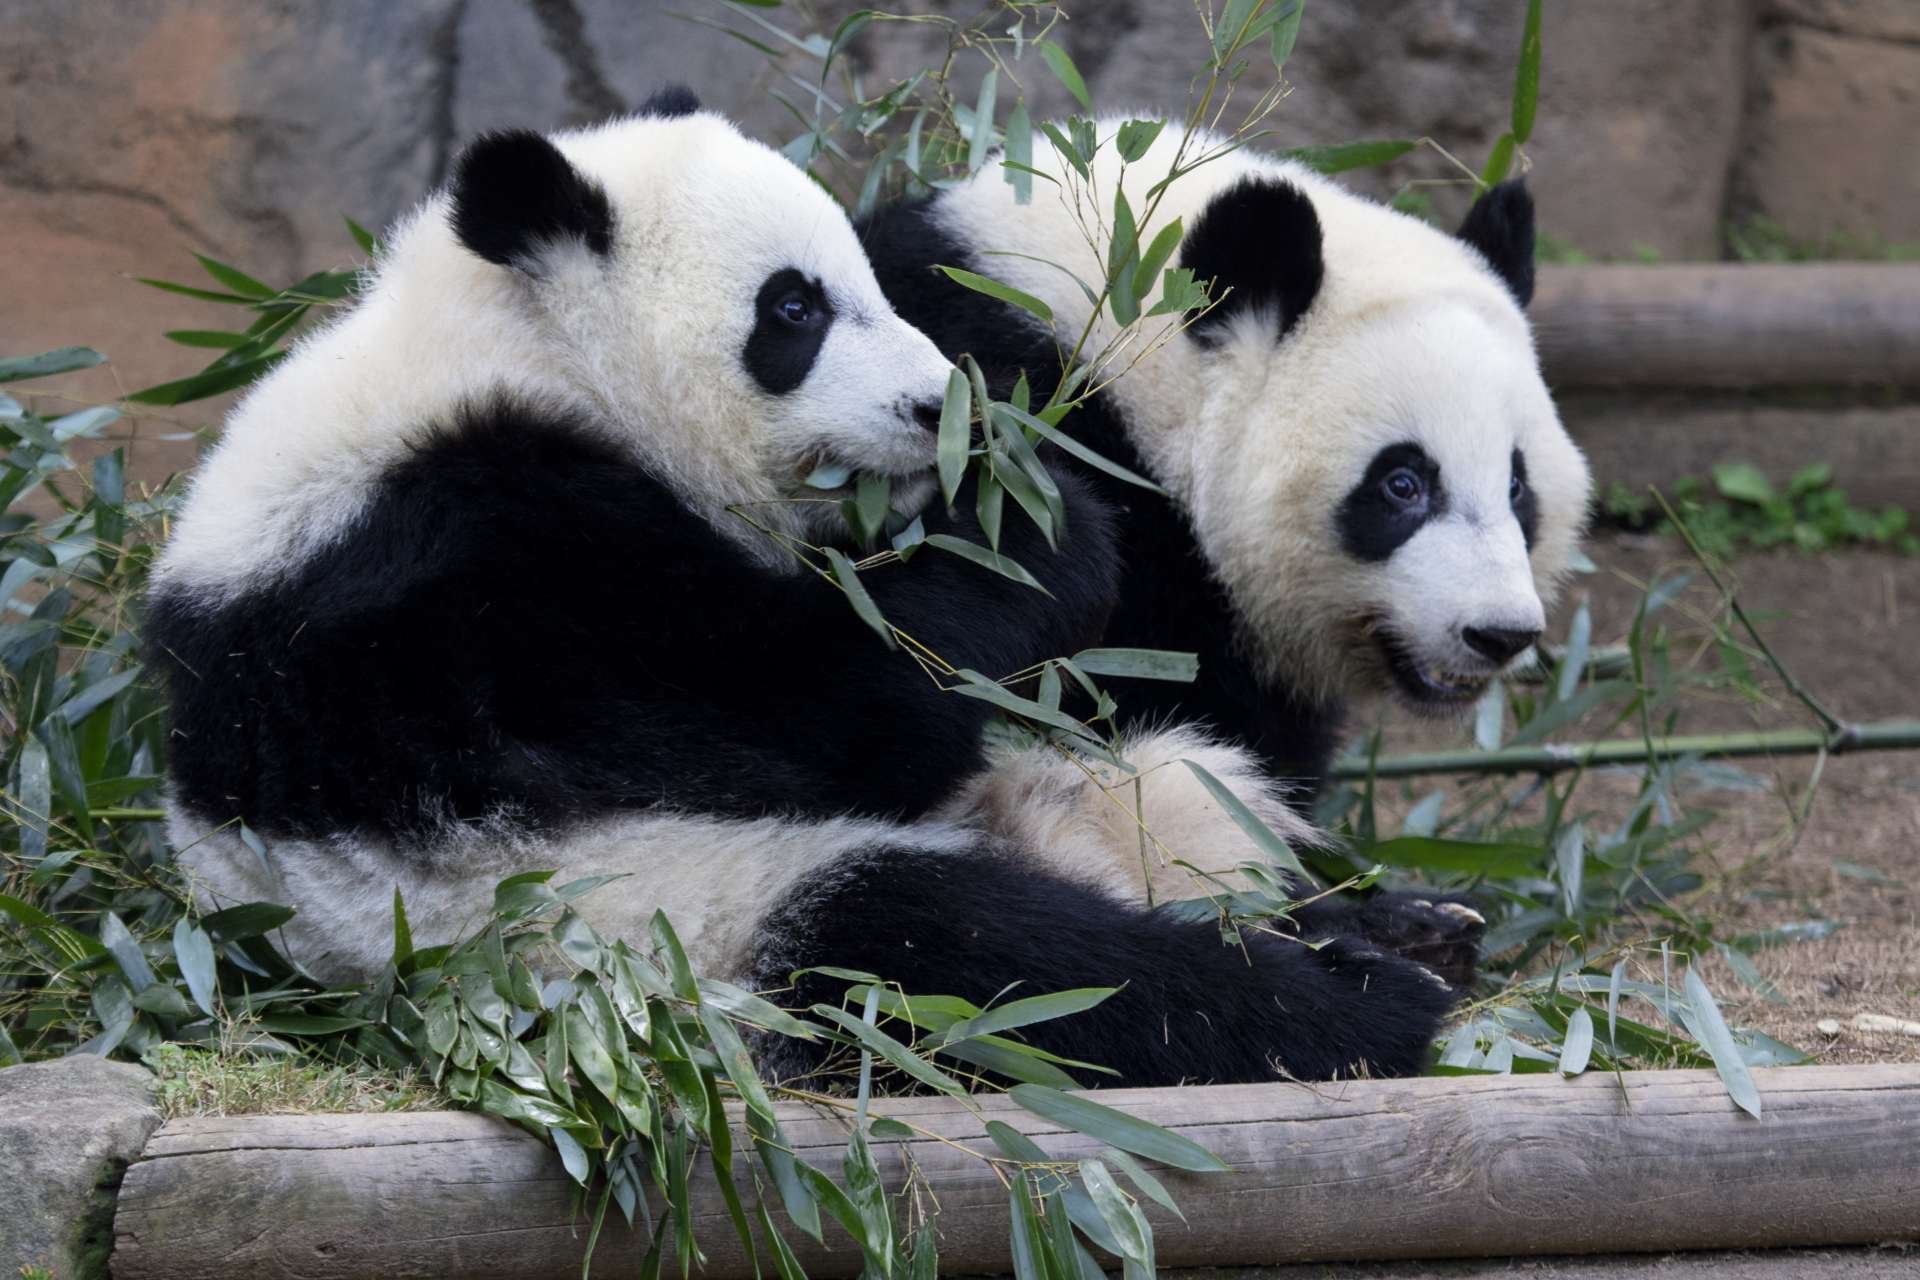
449, 129, 613, 271
639, 85, 701, 118
1179, 177, 1324, 346
1457, 179, 1535, 307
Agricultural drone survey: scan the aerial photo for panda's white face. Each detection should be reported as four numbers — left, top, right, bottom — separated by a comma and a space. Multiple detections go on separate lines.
507, 112, 954, 542
154, 101, 955, 599
1206, 297, 1588, 712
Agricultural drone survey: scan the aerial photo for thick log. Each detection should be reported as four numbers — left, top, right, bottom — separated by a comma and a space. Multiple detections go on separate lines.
110, 1066, 1920, 1280
1532, 265, 1920, 389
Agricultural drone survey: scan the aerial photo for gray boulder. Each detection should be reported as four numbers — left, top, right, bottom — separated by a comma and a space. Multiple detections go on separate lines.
0, 1056, 161, 1280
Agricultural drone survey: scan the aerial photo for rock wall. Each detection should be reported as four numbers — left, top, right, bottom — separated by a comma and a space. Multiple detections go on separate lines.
2, 0, 1916, 408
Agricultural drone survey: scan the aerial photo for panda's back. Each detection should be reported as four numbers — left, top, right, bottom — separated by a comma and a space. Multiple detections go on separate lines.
150, 397, 920, 847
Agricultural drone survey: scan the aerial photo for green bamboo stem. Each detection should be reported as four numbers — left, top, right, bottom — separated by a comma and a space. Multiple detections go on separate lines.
1331, 719, 1920, 781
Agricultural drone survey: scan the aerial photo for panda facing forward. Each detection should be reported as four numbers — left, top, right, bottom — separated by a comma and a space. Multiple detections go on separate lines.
151, 93, 1460, 1087
863, 123, 1592, 955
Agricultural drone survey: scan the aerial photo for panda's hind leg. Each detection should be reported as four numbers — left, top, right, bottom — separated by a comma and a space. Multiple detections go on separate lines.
748, 837, 1459, 1089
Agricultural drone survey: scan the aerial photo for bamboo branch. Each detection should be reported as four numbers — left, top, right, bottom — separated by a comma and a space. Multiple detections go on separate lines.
1330, 719, 1920, 781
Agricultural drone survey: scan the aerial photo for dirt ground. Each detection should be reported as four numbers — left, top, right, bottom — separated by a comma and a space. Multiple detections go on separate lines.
1367, 533, 1920, 1065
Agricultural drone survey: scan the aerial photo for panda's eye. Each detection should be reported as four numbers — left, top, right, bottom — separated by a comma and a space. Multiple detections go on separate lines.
1381, 467, 1425, 507
1509, 471, 1526, 504
775, 293, 812, 325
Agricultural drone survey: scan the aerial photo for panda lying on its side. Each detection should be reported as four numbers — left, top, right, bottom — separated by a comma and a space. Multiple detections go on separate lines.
863, 121, 1594, 960
150, 92, 1460, 1087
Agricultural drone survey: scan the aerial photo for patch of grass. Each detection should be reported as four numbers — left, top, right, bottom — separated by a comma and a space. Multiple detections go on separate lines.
142, 1038, 442, 1119
1727, 215, 1920, 264
1603, 461, 1919, 559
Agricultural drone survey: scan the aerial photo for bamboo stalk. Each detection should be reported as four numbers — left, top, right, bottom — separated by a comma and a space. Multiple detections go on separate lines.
1331, 719, 1920, 781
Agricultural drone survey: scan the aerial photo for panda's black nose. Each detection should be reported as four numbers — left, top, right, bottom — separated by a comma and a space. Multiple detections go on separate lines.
1462, 625, 1539, 664
910, 400, 944, 432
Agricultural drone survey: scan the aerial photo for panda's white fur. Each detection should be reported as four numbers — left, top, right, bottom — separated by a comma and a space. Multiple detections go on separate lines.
937, 724, 1322, 908
157, 111, 953, 603
173, 809, 982, 983
912, 120, 1591, 706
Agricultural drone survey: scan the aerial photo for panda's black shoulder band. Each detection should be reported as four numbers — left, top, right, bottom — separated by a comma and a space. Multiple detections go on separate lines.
449, 129, 614, 269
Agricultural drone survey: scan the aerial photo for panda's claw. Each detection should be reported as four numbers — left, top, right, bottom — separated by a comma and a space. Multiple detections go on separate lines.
1435, 901, 1485, 925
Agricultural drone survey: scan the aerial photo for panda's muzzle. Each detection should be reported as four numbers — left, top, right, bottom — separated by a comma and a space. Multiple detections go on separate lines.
1375, 633, 1497, 708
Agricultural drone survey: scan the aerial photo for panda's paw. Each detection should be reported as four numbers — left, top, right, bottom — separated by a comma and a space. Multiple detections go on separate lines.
1347, 892, 1485, 990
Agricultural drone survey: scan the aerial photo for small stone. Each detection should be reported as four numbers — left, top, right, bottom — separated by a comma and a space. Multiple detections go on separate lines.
1852, 1012, 1920, 1037
1816, 1018, 1843, 1036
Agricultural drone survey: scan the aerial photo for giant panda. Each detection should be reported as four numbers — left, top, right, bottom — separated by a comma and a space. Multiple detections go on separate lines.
862, 120, 1592, 928
148, 94, 1463, 1087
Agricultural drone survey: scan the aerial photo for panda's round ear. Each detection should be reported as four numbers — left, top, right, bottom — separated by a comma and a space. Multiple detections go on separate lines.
1179, 177, 1324, 347
638, 85, 701, 118
1457, 179, 1535, 308
449, 129, 614, 273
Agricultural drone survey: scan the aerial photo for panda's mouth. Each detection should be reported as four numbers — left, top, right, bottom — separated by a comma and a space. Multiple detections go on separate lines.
1376, 634, 1491, 709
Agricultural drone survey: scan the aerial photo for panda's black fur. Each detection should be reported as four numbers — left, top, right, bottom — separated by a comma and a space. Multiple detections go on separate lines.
150, 99, 1466, 1089
149, 399, 1115, 841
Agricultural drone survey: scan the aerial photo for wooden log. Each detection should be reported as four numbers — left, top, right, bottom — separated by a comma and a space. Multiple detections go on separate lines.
1532, 265, 1920, 390
110, 1066, 1920, 1280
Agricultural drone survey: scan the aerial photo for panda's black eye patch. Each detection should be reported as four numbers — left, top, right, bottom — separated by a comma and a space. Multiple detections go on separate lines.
1338, 443, 1445, 563
745, 268, 834, 395
1510, 447, 1539, 549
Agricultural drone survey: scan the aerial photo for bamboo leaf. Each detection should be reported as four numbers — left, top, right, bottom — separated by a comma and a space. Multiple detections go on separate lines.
0, 347, 105, 383
1556, 600, 1590, 703
1558, 1006, 1594, 1075
1114, 119, 1165, 163
126, 353, 284, 406
1009, 1083, 1230, 1172
1480, 132, 1516, 187
1131, 218, 1183, 312
1512, 0, 1544, 143
924, 534, 1050, 595
134, 277, 258, 306
172, 918, 219, 1017
811, 1004, 967, 1096
1004, 100, 1033, 205
99, 911, 156, 993
163, 330, 248, 350
1039, 43, 1092, 111
1102, 1146, 1186, 1221
1554, 820, 1585, 916
938, 987, 1116, 1046
936, 265, 1052, 326
1070, 647, 1197, 682
1360, 835, 1542, 878
1683, 967, 1762, 1117
823, 547, 896, 650
1278, 139, 1415, 175
992, 402, 1166, 495
1270, 0, 1306, 72
1180, 759, 1305, 875
193, 252, 274, 299
967, 68, 999, 174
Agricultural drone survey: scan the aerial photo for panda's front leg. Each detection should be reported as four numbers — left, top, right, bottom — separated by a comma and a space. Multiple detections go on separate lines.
748, 837, 1461, 1089
1287, 892, 1486, 990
